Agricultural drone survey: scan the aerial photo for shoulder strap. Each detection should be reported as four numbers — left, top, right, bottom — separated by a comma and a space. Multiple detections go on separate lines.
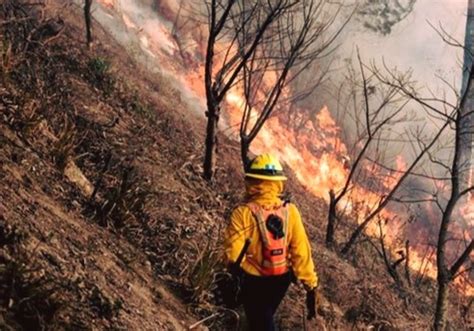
246, 203, 289, 245
246, 202, 269, 246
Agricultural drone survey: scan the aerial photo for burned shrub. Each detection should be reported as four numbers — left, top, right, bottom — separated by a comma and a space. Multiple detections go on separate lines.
90, 286, 122, 320
87, 57, 115, 95
94, 165, 152, 229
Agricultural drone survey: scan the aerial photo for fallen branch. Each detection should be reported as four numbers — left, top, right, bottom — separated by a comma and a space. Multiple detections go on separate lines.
188, 312, 221, 330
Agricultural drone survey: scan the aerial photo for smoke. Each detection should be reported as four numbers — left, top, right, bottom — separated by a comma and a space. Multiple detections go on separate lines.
340, 0, 465, 94
87, 0, 206, 113
316, 0, 470, 204
90, 0, 471, 204
290, 1, 467, 176
267, 0, 473, 262
350, 0, 474, 258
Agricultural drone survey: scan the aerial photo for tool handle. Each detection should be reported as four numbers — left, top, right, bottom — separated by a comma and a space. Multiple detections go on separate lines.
235, 238, 251, 267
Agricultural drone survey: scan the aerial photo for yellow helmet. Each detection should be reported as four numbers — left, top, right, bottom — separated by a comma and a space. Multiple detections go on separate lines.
245, 153, 287, 181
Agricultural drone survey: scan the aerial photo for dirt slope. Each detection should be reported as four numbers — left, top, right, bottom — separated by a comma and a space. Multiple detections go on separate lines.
0, 1, 472, 330
0, 1, 210, 330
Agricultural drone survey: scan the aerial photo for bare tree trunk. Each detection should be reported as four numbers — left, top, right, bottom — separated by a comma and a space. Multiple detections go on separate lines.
433, 176, 454, 331
377, 221, 404, 288
202, 0, 219, 182
459, 0, 474, 190
459, 96, 473, 188
84, 0, 93, 48
341, 219, 366, 255
325, 189, 337, 247
432, 101, 463, 329
434, 278, 449, 331
240, 138, 251, 171
203, 103, 218, 181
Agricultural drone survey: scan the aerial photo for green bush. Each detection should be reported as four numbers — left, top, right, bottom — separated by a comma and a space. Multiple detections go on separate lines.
88, 57, 110, 77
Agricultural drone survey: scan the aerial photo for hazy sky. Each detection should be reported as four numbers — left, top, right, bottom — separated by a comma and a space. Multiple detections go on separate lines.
343, 0, 467, 95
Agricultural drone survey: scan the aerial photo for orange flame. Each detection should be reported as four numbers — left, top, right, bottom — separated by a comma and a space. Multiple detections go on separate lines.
99, 0, 114, 9
95, 0, 473, 296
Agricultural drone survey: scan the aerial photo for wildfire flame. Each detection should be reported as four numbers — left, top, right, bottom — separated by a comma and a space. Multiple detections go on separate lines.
99, 0, 114, 9
96, 0, 473, 296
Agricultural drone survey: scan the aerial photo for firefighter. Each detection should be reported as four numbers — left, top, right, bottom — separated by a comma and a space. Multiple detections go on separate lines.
224, 153, 318, 331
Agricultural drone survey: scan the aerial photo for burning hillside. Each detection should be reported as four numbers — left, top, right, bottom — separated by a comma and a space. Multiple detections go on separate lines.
0, 0, 472, 330
92, 0, 473, 297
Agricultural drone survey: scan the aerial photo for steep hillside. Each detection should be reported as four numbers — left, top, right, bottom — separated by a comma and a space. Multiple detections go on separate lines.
0, 1, 212, 330
0, 1, 471, 330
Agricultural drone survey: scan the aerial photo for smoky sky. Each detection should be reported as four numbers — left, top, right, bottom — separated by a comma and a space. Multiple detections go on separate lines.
343, 0, 466, 98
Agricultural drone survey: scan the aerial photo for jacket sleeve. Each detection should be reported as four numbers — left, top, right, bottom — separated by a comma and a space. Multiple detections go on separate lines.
224, 206, 247, 264
287, 204, 318, 290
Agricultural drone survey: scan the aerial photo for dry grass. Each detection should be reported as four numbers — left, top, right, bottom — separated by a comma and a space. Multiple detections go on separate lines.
0, 221, 62, 331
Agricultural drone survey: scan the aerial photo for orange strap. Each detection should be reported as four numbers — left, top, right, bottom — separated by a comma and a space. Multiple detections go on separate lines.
246, 203, 289, 276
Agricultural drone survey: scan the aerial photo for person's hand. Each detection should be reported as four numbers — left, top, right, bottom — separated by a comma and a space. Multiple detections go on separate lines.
228, 262, 242, 277
306, 288, 317, 320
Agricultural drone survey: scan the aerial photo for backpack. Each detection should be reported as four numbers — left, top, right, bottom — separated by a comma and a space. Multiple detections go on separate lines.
246, 202, 289, 276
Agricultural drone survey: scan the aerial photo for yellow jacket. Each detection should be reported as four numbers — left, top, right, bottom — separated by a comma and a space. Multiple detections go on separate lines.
224, 180, 318, 290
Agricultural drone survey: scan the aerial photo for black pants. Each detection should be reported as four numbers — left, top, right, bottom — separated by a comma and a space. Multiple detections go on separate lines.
240, 272, 291, 331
